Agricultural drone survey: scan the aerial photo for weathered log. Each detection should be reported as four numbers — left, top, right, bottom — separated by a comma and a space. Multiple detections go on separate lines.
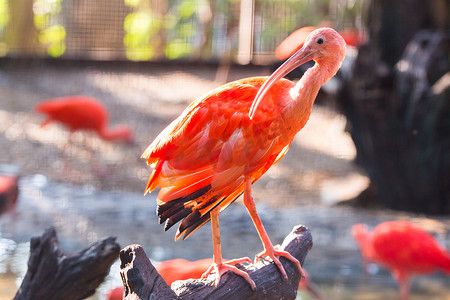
120, 225, 312, 300
14, 227, 120, 300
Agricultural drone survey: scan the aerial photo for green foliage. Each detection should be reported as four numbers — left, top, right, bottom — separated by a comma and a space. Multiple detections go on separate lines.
123, 10, 158, 60
164, 39, 193, 59
0, 0, 365, 61
0, 0, 8, 29
38, 25, 65, 57
33, 0, 65, 57
0, 0, 8, 56
178, 0, 197, 19
121, 0, 364, 61
124, 0, 142, 7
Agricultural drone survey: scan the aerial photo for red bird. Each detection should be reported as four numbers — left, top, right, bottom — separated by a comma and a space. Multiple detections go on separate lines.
106, 287, 123, 300
0, 175, 18, 216
35, 95, 134, 143
156, 258, 214, 285
275, 26, 317, 60
352, 221, 450, 300
275, 26, 366, 61
142, 28, 346, 289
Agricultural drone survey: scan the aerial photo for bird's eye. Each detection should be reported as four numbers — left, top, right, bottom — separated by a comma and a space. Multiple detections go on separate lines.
317, 38, 324, 45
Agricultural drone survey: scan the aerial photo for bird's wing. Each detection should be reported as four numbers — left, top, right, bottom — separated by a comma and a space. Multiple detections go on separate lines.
142, 77, 295, 239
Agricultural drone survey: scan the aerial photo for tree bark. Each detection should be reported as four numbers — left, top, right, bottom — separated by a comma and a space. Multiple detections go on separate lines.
120, 225, 312, 300
14, 227, 120, 300
337, 0, 450, 213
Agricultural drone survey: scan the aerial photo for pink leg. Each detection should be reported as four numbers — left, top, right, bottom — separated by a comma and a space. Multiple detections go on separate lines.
398, 277, 410, 300
61, 133, 74, 177
361, 257, 369, 284
243, 179, 304, 280
201, 206, 256, 290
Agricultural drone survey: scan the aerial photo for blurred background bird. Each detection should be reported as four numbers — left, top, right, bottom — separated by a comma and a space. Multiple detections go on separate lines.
35, 95, 134, 144
275, 26, 365, 62
0, 174, 18, 217
142, 27, 346, 289
352, 221, 450, 300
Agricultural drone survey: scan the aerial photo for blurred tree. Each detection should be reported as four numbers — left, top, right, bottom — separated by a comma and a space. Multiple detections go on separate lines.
3, 0, 36, 55
0, 0, 9, 56
337, 0, 449, 213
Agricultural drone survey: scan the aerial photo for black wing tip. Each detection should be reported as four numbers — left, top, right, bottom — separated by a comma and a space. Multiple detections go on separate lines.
163, 207, 192, 231
157, 184, 213, 235
175, 210, 212, 240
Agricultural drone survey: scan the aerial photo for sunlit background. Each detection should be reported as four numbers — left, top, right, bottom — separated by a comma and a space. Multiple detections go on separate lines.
0, 0, 364, 62
0, 0, 449, 299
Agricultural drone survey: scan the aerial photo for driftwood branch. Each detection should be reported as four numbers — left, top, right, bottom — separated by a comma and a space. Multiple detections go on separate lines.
14, 227, 120, 300
120, 225, 313, 300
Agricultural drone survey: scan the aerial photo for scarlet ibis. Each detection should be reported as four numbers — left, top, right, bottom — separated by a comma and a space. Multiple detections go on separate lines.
35, 95, 134, 143
0, 175, 18, 216
352, 221, 450, 300
106, 287, 123, 300
142, 28, 346, 289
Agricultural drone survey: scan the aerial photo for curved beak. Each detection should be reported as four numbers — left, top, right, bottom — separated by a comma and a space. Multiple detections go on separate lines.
248, 45, 316, 119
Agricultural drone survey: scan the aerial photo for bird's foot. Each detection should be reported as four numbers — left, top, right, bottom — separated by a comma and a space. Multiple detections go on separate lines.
255, 245, 304, 280
201, 257, 256, 290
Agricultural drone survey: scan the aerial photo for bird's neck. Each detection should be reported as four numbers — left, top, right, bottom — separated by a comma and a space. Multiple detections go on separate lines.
355, 233, 374, 260
99, 126, 132, 143
283, 59, 341, 134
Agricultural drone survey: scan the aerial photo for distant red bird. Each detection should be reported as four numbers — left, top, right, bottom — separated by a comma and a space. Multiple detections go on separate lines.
0, 175, 19, 216
35, 95, 134, 143
339, 29, 366, 48
156, 258, 213, 285
142, 28, 346, 289
275, 26, 365, 61
276, 26, 317, 60
106, 287, 122, 300
352, 221, 450, 300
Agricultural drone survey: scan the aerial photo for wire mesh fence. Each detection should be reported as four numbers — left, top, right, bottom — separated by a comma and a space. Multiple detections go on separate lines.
0, 0, 365, 64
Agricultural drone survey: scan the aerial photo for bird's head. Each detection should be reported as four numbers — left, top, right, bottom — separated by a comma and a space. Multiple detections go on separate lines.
249, 27, 346, 119
352, 223, 376, 258
301, 27, 347, 65
352, 223, 369, 243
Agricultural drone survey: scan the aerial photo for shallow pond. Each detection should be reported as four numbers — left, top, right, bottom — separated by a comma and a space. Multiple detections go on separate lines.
0, 175, 449, 299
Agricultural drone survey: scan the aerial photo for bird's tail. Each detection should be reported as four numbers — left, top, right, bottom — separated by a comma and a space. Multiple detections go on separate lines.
150, 160, 244, 240
157, 183, 243, 241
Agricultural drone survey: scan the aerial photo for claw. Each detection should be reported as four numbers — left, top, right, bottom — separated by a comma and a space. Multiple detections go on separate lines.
255, 245, 304, 281
202, 258, 256, 290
